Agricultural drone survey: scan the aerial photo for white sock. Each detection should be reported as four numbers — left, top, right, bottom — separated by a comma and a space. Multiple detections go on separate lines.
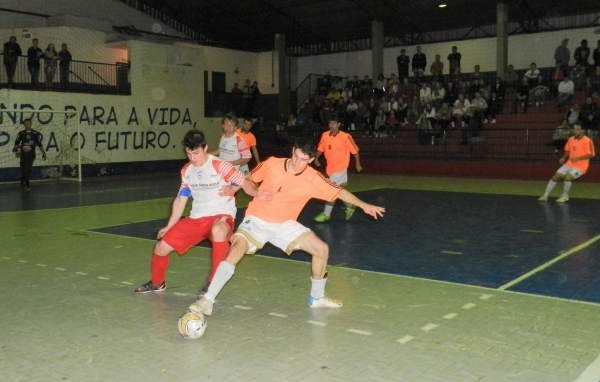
543, 180, 557, 197
205, 261, 235, 302
562, 182, 572, 197
310, 277, 327, 299
323, 202, 334, 217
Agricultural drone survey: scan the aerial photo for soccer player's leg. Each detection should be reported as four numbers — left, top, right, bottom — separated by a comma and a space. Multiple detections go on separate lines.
557, 170, 581, 203
200, 215, 235, 297
134, 239, 172, 293
539, 168, 566, 201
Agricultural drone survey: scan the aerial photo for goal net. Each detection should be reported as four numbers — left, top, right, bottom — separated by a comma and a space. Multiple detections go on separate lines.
0, 110, 82, 182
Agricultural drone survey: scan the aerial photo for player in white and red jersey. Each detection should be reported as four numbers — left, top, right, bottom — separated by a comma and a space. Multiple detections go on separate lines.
135, 130, 270, 295
211, 113, 251, 171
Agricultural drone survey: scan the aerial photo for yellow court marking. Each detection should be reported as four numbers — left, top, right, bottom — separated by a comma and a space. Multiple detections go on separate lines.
441, 250, 463, 255
451, 239, 467, 244
520, 229, 543, 233
499, 234, 600, 290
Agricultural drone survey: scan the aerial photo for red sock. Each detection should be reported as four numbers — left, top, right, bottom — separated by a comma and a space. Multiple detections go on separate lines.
151, 253, 169, 285
209, 241, 229, 282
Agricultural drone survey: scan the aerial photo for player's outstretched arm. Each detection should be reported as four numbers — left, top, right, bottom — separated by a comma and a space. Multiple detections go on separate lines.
337, 189, 385, 219
158, 195, 188, 239
313, 150, 324, 167
353, 152, 363, 172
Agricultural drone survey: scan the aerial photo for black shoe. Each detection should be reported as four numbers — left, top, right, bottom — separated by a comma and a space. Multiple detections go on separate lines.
198, 281, 211, 298
134, 280, 166, 294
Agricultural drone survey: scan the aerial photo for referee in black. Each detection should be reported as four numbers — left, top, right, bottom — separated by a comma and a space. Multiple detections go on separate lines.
13, 119, 46, 190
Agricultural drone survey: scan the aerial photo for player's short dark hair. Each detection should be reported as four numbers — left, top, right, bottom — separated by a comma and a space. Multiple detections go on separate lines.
293, 137, 316, 158
243, 118, 253, 124
183, 129, 207, 150
328, 113, 342, 123
221, 112, 238, 126
23, 118, 32, 124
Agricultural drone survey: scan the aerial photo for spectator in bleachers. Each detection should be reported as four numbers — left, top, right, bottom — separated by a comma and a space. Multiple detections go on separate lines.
574, 39, 591, 74
320, 99, 334, 123
379, 96, 389, 113
389, 96, 399, 112
396, 97, 408, 125
335, 98, 347, 123
486, 92, 501, 123
437, 102, 452, 134
564, 104, 580, 127
529, 75, 549, 107
471, 92, 487, 125
414, 69, 426, 87
581, 96, 599, 136
332, 76, 344, 91
250, 81, 260, 117
452, 100, 467, 130
451, 67, 463, 86
367, 98, 378, 119
360, 75, 372, 99
454, 93, 470, 110
326, 87, 341, 103
416, 113, 434, 144
588, 65, 600, 98
341, 86, 352, 103
458, 81, 468, 96
593, 40, 600, 70
399, 77, 413, 99
407, 94, 421, 124
3, 36, 21, 89
467, 79, 480, 100
287, 113, 297, 129
412, 46, 427, 78
373, 109, 386, 137
570, 64, 587, 90
550, 119, 571, 154
430, 55, 444, 80
419, 82, 432, 106
470, 65, 484, 85
431, 82, 445, 109
492, 78, 506, 111
514, 77, 530, 114
296, 112, 309, 129
387, 74, 400, 96
385, 110, 400, 137
555, 38, 571, 75
524, 63, 540, 86
424, 103, 436, 126
27, 38, 43, 89
447, 46, 461, 75
43, 44, 58, 89
504, 65, 519, 89
375, 74, 386, 97
347, 98, 358, 123
444, 81, 458, 104
557, 75, 575, 111
551, 62, 565, 95
348, 75, 360, 96
397, 49, 410, 82
58, 43, 72, 89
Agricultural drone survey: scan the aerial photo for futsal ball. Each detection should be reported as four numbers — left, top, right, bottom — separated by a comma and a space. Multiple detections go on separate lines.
178, 310, 207, 339
21, 146, 32, 153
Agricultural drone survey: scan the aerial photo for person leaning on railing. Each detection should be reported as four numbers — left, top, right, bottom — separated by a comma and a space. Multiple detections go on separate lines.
58, 43, 72, 89
44, 44, 58, 89
3, 36, 21, 88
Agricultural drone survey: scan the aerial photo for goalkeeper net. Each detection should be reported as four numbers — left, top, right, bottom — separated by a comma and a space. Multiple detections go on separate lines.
0, 110, 82, 182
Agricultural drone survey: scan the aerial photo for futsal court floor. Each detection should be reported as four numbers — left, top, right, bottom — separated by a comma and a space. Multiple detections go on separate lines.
2, 172, 600, 382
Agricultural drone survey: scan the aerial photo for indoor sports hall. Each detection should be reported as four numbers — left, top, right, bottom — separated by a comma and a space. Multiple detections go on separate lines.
2, 0, 600, 381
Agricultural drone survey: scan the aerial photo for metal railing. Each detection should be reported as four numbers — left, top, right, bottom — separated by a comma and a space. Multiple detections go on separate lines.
0, 54, 130, 95
256, 127, 600, 163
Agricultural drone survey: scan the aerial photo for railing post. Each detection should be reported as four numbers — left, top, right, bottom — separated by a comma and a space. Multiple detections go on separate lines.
526, 128, 530, 160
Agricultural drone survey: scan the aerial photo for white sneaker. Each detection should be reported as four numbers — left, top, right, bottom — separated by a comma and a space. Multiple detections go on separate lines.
308, 296, 343, 309
189, 296, 214, 316
538, 196, 548, 202
491, 119, 496, 123
484, 119, 488, 123
556, 196, 569, 203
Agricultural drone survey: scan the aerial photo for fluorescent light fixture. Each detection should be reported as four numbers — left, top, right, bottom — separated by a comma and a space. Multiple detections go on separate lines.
439, 4, 447, 7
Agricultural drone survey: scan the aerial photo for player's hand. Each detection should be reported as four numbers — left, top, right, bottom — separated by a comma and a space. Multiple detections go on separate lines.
42, 153, 47, 160
559, 158, 566, 164
157, 227, 169, 239
255, 189, 272, 202
218, 185, 237, 202
570, 157, 578, 163
314, 159, 321, 167
356, 163, 363, 173
361, 204, 385, 220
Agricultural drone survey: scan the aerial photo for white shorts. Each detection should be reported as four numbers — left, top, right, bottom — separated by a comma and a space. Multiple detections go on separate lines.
234, 215, 313, 255
328, 169, 348, 186
556, 165, 584, 179
239, 164, 250, 175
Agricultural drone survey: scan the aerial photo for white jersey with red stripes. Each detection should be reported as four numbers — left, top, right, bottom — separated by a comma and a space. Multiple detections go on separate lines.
178, 155, 246, 219
218, 133, 251, 170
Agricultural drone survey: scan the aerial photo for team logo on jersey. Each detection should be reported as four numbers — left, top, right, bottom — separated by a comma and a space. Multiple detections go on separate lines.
328, 145, 332, 150
197, 171, 202, 180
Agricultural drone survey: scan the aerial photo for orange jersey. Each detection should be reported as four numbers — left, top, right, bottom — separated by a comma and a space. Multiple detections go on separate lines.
246, 157, 342, 223
565, 135, 595, 173
235, 129, 257, 148
317, 130, 359, 175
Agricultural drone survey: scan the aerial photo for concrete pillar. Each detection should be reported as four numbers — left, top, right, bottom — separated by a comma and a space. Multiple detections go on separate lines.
275, 34, 290, 118
496, 2, 509, 78
372, 21, 384, 83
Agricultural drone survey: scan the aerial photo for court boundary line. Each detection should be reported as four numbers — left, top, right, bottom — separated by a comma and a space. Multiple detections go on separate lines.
574, 352, 600, 382
498, 234, 600, 290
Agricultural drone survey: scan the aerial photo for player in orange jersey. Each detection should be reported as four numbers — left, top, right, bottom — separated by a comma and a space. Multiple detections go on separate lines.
539, 124, 595, 202
236, 118, 260, 174
313, 113, 363, 222
188, 137, 385, 316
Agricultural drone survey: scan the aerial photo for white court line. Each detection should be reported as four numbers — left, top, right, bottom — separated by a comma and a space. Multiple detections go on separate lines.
97, 276, 110, 280
55, 267, 66, 271
307, 320, 327, 326
499, 234, 600, 290
480, 294, 493, 300
121, 281, 133, 285
397, 335, 414, 344
75, 272, 88, 275
234, 305, 252, 310
19, 260, 27, 263
347, 329, 371, 336
173, 292, 189, 297
421, 324, 439, 332
443, 313, 457, 319
462, 303, 476, 309
36, 264, 46, 267
574, 352, 600, 382
269, 313, 288, 318
2, 257, 10, 259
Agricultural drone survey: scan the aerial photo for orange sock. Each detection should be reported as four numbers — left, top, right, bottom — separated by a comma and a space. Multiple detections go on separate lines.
209, 241, 229, 282
151, 253, 169, 285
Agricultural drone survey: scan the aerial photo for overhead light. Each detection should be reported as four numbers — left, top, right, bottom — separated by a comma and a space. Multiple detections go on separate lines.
439, 4, 447, 7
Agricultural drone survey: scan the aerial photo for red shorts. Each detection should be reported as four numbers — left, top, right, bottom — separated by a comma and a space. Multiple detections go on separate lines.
161, 214, 234, 255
